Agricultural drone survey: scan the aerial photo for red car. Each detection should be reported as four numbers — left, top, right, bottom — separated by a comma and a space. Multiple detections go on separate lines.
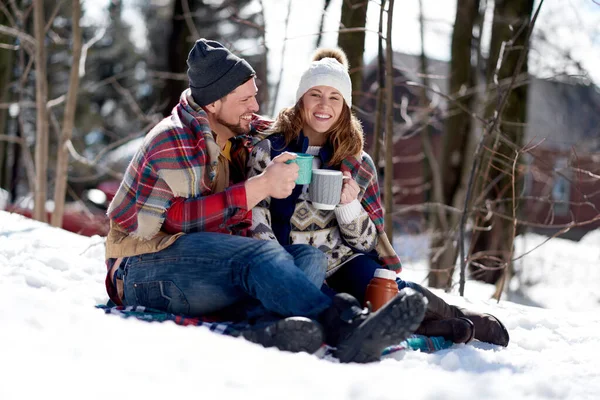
2, 184, 114, 237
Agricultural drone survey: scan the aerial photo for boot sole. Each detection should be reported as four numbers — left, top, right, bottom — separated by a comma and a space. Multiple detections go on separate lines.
242, 317, 325, 354
334, 288, 427, 363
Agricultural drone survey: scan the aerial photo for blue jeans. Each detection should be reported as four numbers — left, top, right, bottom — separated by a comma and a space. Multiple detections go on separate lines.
121, 232, 331, 318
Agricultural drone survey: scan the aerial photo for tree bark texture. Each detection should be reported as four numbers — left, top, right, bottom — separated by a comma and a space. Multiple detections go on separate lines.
52, 0, 83, 228
370, 0, 386, 172
383, 0, 395, 239
161, 0, 195, 116
33, 0, 49, 222
337, 0, 367, 108
428, 0, 480, 288
470, 0, 534, 284
0, 11, 15, 191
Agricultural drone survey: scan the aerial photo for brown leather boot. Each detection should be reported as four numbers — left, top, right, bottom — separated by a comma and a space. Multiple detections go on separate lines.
460, 310, 509, 347
411, 283, 510, 347
416, 317, 474, 344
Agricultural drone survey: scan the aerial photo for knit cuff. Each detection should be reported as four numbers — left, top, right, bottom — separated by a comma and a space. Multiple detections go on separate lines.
335, 199, 363, 224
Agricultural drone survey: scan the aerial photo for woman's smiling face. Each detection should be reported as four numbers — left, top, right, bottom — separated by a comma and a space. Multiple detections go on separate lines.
301, 85, 345, 142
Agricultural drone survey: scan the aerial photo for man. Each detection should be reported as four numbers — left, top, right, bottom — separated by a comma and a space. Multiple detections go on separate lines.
104, 38, 426, 363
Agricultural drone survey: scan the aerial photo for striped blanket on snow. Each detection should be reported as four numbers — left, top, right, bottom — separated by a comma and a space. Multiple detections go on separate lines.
97, 304, 454, 356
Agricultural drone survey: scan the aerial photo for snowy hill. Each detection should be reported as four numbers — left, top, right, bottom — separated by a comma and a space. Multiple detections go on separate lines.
1, 210, 599, 400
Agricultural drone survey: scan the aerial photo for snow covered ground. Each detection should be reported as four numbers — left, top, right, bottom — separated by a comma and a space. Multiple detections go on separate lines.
1, 210, 599, 400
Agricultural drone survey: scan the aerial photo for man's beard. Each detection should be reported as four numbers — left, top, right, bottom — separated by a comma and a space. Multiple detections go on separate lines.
216, 115, 250, 135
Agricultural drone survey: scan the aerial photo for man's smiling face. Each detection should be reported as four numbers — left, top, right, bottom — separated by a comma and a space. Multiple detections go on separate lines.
214, 77, 259, 135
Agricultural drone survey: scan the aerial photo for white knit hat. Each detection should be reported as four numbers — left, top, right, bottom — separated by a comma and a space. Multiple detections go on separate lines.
295, 49, 352, 108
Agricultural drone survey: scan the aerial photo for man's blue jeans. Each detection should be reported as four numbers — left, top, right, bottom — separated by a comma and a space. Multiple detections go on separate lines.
121, 232, 332, 319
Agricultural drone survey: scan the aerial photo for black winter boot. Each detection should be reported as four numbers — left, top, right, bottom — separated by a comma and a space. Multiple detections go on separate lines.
415, 317, 475, 344
318, 289, 427, 363
241, 317, 325, 354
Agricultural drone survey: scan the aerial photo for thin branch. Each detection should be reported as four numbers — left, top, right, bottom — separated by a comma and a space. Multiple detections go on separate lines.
0, 2, 16, 26
0, 134, 23, 144
43, 0, 65, 34
181, 0, 200, 40
227, 12, 266, 31
8, 0, 24, 21
147, 70, 188, 81
458, 0, 545, 291
79, 26, 106, 78
0, 43, 19, 50
570, 167, 600, 180
267, 26, 383, 45
64, 119, 157, 175
110, 78, 153, 123
0, 25, 36, 52
269, 0, 292, 117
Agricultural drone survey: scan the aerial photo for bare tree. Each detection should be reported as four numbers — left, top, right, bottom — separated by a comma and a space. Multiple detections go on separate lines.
428, 0, 480, 288
51, 0, 82, 228
315, 0, 332, 48
0, 8, 15, 191
467, 0, 535, 286
158, 0, 268, 117
161, 0, 197, 116
268, 0, 292, 117
370, 0, 386, 171
383, 0, 395, 238
0, 3, 37, 201
33, 0, 49, 222
337, 0, 368, 107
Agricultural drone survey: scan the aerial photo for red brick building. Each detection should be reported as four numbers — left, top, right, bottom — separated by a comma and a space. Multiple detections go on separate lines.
357, 53, 600, 239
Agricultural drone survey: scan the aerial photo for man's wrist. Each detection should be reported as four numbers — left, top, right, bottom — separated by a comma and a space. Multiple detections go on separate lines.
245, 173, 270, 208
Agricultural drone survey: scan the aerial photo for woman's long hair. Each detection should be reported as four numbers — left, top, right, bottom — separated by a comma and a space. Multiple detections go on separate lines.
269, 98, 364, 167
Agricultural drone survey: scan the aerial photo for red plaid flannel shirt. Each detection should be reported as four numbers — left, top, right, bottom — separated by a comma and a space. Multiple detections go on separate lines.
162, 115, 272, 235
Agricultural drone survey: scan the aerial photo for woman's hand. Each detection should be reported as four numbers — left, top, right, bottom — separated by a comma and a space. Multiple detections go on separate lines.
339, 171, 360, 205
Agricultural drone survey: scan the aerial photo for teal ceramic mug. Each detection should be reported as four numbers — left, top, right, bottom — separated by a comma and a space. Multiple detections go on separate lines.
285, 153, 314, 185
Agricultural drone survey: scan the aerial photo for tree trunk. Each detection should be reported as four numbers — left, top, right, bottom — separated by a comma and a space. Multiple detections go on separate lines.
337, 0, 367, 108
370, 0, 386, 171
268, 0, 292, 117
418, 0, 433, 213
0, 11, 15, 191
161, 0, 195, 116
383, 0, 395, 239
428, 0, 480, 288
52, 0, 83, 228
315, 0, 332, 48
256, 0, 270, 113
470, 0, 534, 284
33, 0, 49, 222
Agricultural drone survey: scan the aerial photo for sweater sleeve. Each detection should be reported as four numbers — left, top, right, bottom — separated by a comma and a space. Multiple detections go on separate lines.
162, 182, 251, 234
335, 198, 378, 252
246, 140, 278, 241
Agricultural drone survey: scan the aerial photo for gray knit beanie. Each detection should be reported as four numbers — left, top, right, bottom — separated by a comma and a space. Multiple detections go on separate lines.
187, 39, 255, 106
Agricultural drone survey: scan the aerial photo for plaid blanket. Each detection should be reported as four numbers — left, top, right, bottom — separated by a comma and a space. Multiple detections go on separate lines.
97, 304, 454, 355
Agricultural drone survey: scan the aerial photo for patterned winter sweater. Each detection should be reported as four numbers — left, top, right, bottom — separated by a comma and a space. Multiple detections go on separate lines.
247, 133, 401, 275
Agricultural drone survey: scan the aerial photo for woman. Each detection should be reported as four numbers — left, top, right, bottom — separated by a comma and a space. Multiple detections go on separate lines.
247, 48, 509, 346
